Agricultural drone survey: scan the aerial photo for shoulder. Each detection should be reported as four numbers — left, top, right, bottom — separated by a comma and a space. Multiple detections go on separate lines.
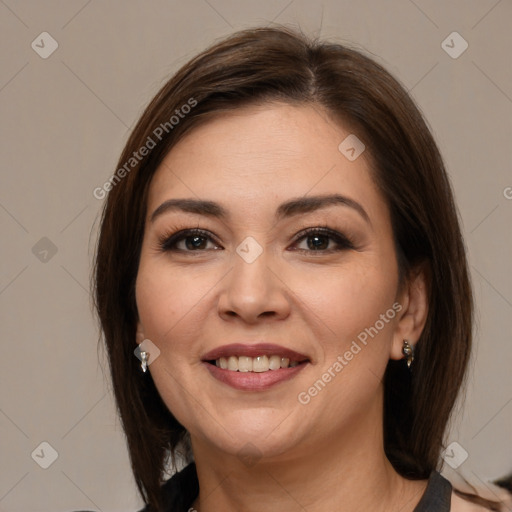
451, 490, 502, 511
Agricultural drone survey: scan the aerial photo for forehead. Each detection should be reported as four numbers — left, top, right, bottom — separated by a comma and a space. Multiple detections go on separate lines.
147, 103, 385, 223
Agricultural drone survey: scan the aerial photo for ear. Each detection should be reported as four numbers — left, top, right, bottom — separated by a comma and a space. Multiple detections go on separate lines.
136, 320, 146, 345
390, 262, 430, 360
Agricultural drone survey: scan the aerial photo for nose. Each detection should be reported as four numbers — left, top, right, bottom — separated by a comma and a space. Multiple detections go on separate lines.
217, 249, 291, 324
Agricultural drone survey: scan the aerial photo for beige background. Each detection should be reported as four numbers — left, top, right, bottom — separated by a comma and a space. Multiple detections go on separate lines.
1, 1, 511, 511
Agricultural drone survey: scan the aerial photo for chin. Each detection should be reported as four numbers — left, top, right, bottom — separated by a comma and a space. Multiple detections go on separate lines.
191, 410, 306, 461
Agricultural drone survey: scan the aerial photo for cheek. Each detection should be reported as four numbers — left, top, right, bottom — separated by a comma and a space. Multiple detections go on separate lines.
135, 263, 212, 426
135, 258, 216, 346
297, 258, 399, 410
295, 276, 399, 424
294, 258, 398, 347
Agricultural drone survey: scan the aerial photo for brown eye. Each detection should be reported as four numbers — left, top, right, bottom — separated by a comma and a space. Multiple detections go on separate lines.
159, 229, 222, 252
291, 227, 354, 253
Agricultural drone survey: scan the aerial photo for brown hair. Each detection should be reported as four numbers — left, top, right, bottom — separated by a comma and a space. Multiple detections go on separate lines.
93, 26, 473, 511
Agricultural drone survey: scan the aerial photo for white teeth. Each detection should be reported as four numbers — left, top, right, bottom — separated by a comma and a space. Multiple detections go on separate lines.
238, 356, 252, 372
227, 356, 238, 371
213, 355, 304, 372
269, 355, 281, 370
253, 355, 269, 373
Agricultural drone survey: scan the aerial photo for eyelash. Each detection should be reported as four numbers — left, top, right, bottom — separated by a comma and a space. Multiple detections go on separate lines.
157, 225, 355, 254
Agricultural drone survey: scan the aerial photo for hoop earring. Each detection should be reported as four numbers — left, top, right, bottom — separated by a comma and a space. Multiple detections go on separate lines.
402, 340, 414, 369
140, 351, 149, 373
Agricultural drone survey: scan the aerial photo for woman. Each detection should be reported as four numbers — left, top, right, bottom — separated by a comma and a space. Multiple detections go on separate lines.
93, 26, 501, 511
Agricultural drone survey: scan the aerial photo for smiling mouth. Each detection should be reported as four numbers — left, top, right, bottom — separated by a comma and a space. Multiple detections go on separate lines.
201, 343, 310, 389
206, 355, 308, 373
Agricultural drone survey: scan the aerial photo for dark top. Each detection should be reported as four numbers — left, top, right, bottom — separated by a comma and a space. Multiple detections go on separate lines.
138, 462, 453, 511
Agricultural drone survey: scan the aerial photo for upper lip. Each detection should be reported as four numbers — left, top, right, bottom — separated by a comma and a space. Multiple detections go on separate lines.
201, 343, 309, 362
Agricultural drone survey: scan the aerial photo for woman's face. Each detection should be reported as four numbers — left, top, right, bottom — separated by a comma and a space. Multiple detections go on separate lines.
135, 103, 412, 461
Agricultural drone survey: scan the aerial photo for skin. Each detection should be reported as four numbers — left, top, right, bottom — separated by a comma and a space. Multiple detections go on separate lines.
135, 102, 441, 511
451, 493, 498, 511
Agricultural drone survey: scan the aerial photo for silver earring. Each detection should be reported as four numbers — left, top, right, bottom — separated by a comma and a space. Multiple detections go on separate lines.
402, 340, 414, 369
140, 351, 149, 373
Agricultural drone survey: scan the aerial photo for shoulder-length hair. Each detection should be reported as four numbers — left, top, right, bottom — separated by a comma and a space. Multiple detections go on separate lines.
93, 26, 473, 512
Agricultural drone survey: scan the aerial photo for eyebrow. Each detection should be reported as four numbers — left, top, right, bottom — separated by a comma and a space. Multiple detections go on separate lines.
150, 193, 371, 226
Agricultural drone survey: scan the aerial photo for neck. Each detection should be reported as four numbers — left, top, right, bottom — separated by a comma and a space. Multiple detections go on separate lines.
189, 392, 427, 512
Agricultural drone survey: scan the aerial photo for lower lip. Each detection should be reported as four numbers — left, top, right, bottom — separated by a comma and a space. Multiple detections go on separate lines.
203, 361, 308, 391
